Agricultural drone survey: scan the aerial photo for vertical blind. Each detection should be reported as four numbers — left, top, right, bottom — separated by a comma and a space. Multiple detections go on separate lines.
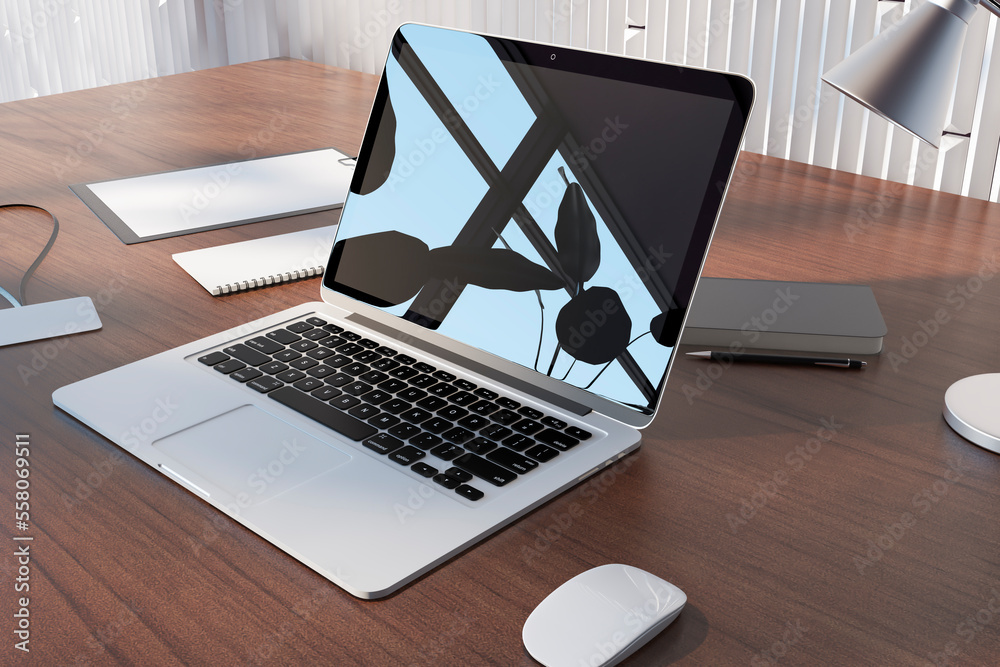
1, 0, 998, 202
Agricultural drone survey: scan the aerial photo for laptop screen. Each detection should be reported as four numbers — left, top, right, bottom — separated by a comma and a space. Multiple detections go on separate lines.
325, 24, 753, 415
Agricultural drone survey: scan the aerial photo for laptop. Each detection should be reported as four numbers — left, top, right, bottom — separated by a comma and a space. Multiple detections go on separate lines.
53, 24, 754, 599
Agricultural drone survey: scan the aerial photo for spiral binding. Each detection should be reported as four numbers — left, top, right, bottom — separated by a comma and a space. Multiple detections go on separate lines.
212, 265, 323, 296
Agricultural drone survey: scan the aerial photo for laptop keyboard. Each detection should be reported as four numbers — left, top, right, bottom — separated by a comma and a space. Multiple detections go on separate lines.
196, 315, 593, 503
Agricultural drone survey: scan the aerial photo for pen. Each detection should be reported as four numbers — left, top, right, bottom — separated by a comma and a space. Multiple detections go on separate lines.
686, 350, 867, 369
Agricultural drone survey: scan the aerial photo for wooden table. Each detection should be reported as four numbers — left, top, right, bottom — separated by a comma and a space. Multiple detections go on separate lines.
2, 58, 1000, 666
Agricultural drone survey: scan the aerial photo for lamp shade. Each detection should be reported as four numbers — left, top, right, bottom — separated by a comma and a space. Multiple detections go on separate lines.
822, 0, 978, 148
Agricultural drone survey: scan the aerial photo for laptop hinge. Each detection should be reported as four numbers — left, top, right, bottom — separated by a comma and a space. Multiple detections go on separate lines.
348, 313, 592, 417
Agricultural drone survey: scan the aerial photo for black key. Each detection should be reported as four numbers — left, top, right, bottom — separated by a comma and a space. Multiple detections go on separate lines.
311, 386, 341, 401
433, 474, 460, 489
470, 401, 499, 416
416, 396, 448, 412
348, 404, 381, 420
457, 415, 490, 431
536, 428, 581, 451
453, 453, 517, 487
431, 444, 464, 461
325, 373, 353, 387
388, 423, 421, 439
370, 358, 400, 372
526, 444, 559, 462
438, 405, 468, 421
337, 343, 364, 356
474, 388, 499, 401
513, 419, 544, 435
199, 351, 230, 366
517, 406, 543, 420
401, 408, 433, 424
305, 316, 328, 327
381, 398, 410, 414
323, 324, 344, 334
487, 447, 538, 474
454, 379, 476, 392
428, 383, 457, 398
378, 379, 409, 394
286, 321, 314, 333
497, 397, 521, 410
465, 437, 496, 455
330, 394, 362, 410
306, 365, 336, 379
354, 350, 381, 364
450, 391, 478, 407
213, 359, 246, 374
343, 362, 369, 376
480, 424, 513, 441
456, 484, 484, 501
246, 336, 283, 354
289, 339, 318, 352
442, 427, 474, 445
432, 370, 456, 382
276, 369, 306, 383
414, 362, 436, 374
261, 361, 289, 375
369, 413, 400, 430
492, 409, 520, 426
302, 329, 331, 341
294, 378, 323, 392
339, 331, 362, 341
410, 433, 443, 450
411, 462, 438, 478
390, 367, 419, 380
445, 467, 472, 482
394, 354, 417, 365
267, 329, 301, 345
230, 368, 262, 383
357, 338, 380, 350
398, 387, 427, 403
306, 347, 335, 360
363, 389, 392, 405
389, 446, 426, 465
566, 426, 593, 440
410, 374, 437, 389
503, 434, 533, 452
247, 377, 283, 393
343, 381, 372, 396
290, 357, 319, 370
422, 417, 452, 434
326, 354, 352, 367
541, 416, 568, 430
224, 344, 270, 366
359, 370, 388, 385
375, 346, 397, 357
320, 336, 348, 349
273, 349, 301, 363
364, 433, 403, 454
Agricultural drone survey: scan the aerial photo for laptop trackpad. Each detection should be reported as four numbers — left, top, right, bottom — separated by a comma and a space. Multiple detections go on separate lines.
153, 405, 351, 503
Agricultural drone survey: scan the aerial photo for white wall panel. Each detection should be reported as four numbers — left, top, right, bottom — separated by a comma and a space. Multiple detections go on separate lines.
0, 0, 998, 202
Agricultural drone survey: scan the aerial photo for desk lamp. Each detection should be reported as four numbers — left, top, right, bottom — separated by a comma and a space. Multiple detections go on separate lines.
822, 0, 1000, 453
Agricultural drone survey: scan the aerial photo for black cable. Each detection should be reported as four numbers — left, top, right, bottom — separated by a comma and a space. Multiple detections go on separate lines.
0, 204, 60, 306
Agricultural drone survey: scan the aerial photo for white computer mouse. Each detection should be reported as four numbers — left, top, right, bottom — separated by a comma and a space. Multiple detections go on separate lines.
522, 564, 686, 667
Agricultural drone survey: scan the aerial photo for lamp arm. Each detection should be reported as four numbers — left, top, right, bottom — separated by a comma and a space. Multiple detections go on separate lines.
979, 0, 1000, 17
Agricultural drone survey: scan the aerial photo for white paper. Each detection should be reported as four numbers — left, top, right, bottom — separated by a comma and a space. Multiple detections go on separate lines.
86, 149, 353, 238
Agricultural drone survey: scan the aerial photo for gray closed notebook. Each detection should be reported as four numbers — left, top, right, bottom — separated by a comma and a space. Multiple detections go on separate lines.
680, 278, 887, 354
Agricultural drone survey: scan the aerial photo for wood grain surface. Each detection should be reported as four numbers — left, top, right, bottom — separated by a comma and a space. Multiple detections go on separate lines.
2, 58, 1000, 666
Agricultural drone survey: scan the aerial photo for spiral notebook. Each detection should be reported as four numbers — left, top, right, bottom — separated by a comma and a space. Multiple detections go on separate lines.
173, 225, 337, 296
